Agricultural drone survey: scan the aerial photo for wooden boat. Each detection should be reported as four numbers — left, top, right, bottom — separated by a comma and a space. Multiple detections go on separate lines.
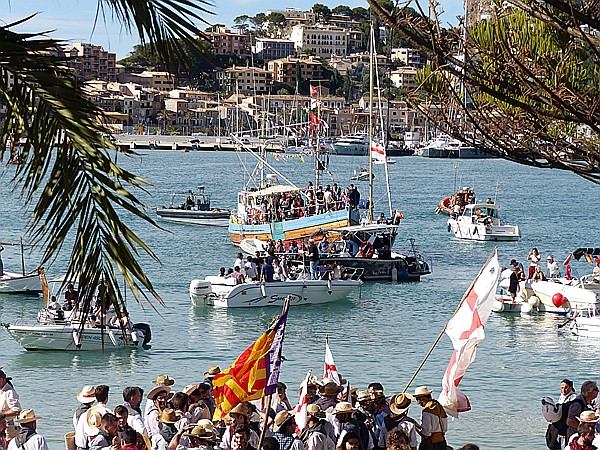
0, 242, 43, 295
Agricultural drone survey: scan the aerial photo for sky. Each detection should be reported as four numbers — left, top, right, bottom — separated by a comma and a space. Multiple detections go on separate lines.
0, 0, 462, 60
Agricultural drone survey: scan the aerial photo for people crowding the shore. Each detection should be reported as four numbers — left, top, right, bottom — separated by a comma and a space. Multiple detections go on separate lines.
0, 366, 482, 450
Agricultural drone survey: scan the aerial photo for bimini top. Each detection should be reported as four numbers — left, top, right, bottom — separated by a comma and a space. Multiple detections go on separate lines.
243, 185, 299, 197
573, 248, 600, 260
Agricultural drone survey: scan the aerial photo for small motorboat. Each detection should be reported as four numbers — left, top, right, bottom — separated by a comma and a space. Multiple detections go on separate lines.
156, 186, 231, 226
492, 294, 537, 314
447, 203, 520, 241
350, 168, 373, 181
239, 238, 267, 256
2, 309, 151, 351
189, 268, 363, 308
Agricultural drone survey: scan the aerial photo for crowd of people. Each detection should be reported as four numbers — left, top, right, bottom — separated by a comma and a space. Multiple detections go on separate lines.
241, 183, 361, 225
544, 379, 600, 450
0, 367, 483, 450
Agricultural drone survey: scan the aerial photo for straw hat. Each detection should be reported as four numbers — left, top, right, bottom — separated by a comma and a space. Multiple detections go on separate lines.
357, 390, 373, 403
86, 406, 106, 435
578, 411, 599, 423
229, 403, 252, 418
204, 366, 221, 378
320, 381, 344, 396
306, 404, 325, 419
147, 385, 171, 400
333, 402, 356, 415
371, 390, 388, 403
15, 409, 42, 424
76, 385, 97, 404
151, 375, 176, 386
183, 384, 201, 396
184, 424, 218, 442
413, 386, 433, 398
197, 419, 218, 434
158, 409, 180, 424
273, 410, 295, 432
390, 393, 413, 415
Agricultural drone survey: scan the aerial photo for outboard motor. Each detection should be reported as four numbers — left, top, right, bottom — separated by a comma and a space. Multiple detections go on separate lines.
132, 323, 152, 346
189, 279, 213, 305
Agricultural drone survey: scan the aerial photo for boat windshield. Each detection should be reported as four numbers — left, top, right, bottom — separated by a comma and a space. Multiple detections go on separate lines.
470, 206, 498, 218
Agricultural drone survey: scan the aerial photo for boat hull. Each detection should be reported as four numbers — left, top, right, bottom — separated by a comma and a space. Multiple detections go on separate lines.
156, 208, 230, 226
0, 272, 42, 295
5, 324, 148, 351
530, 280, 598, 311
190, 279, 361, 308
320, 256, 430, 281
447, 220, 520, 241
229, 209, 358, 244
571, 316, 600, 338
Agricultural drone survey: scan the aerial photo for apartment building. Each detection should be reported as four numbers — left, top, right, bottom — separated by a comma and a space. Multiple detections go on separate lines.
267, 8, 317, 26
205, 26, 251, 56
391, 47, 427, 69
217, 66, 272, 95
254, 38, 296, 61
118, 71, 175, 92
63, 43, 117, 82
390, 67, 420, 91
289, 24, 348, 57
267, 56, 323, 85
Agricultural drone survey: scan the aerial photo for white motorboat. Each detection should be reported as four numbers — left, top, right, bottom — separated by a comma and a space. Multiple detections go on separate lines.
374, 157, 396, 165
331, 135, 369, 156
189, 270, 362, 308
447, 203, 520, 241
570, 309, 600, 338
239, 238, 267, 256
156, 186, 231, 227
0, 271, 43, 295
350, 168, 373, 181
2, 309, 152, 351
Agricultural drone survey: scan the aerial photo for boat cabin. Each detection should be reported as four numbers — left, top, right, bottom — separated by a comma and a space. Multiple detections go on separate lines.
170, 186, 212, 211
462, 203, 500, 224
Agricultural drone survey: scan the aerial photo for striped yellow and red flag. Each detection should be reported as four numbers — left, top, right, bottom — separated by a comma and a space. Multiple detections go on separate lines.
212, 306, 289, 420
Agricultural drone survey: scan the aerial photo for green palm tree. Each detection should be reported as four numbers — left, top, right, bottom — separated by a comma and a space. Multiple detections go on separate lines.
0, 1, 211, 321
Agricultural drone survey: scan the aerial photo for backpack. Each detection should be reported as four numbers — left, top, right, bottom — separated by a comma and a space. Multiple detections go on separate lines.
549, 397, 586, 436
541, 397, 562, 423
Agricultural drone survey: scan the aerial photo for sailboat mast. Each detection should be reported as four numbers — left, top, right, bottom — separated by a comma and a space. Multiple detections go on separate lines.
368, 24, 375, 223
315, 83, 321, 187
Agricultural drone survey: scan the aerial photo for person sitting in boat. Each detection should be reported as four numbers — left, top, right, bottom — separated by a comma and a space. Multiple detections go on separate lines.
547, 255, 561, 279
532, 265, 547, 281
274, 240, 285, 254
327, 244, 338, 256
273, 258, 286, 281
593, 261, 600, 283
110, 310, 131, 329
288, 241, 299, 254
47, 295, 62, 311
377, 213, 387, 224
378, 245, 392, 260
225, 266, 245, 285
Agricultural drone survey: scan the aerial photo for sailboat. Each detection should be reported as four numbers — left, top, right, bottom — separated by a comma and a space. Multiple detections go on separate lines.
314, 25, 431, 281
228, 95, 360, 244
0, 241, 43, 295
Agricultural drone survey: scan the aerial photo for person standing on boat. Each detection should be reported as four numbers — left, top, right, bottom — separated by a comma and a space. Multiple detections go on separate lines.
306, 239, 320, 280
244, 257, 258, 282
65, 283, 79, 310
261, 258, 275, 283
547, 256, 561, 279
527, 248, 541, 279
0, 370, 21, 423
508, 267, 520, 303
234, 254, 245, 276
510, 260, 525, 281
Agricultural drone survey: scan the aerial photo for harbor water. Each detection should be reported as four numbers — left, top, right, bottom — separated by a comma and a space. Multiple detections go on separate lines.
0, 150, 599, 449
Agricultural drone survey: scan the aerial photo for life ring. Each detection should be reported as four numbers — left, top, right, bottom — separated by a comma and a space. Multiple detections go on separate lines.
358, 241, 374, 258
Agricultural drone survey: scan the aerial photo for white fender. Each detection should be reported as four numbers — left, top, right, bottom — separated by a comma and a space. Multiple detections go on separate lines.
260, 283, 267, 298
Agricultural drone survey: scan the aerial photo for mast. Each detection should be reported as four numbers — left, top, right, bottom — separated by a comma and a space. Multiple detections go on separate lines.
315, 83, 321, 187
368, 23, 375, 223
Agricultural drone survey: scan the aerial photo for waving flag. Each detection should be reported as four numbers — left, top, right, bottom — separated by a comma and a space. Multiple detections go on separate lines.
564, 253, 573, 279
310, 98, 323, 109
324, 337, 341, 385
310, 85, 318, 96
294, 370, 312, 433
438, 249, 500, 417
212, 305, 289, 419
371, 142, 385, 163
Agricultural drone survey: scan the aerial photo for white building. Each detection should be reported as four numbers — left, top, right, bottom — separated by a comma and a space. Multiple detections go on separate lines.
289, 24, 347, 58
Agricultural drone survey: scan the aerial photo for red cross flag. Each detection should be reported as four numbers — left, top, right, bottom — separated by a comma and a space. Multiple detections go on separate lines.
324, 337, 341, 385
294, 370, 312, 433
438, 249, 500, 417
310, 85, 318, 96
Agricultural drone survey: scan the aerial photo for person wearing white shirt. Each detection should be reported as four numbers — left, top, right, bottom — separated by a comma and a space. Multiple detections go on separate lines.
123, 386, 148, 436
7, 410, 49, 450
547, 256, 561, 278
0, 370, 21, 422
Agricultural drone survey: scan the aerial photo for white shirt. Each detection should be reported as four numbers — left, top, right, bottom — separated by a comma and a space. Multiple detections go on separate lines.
420, 411, 448, 437
306, 431, 335, 450
74, 405, 110, 448
378, 418, 417, 449
7, 434, 49, 450
219, 426, 259, 450
127, 410, 148, 436
0, 385, 20, 415
244, 262, 257, 279
528, 253, 541, 267
145, 406, 162, 437
547, 261, 561, 278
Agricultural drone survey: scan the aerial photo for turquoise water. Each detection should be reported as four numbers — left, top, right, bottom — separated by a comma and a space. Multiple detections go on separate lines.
1, 151, 599, 449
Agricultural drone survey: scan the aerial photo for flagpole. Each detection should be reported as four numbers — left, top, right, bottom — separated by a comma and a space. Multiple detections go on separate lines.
257, 394, 272, 450
401, 247, 498, 393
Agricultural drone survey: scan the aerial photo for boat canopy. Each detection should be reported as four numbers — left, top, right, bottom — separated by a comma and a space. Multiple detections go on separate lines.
463, 203, 499, 218
573, 248, 600, 260
244, 185, 299, 197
